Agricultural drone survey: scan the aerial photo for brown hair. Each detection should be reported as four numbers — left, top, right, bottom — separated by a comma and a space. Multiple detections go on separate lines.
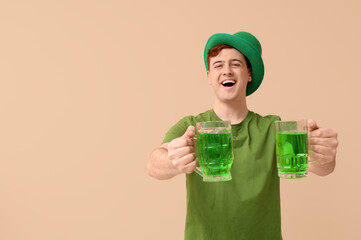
207, 44, 252, 75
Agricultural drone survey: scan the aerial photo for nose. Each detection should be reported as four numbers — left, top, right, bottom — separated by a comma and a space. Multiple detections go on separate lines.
222, 64, 233, 76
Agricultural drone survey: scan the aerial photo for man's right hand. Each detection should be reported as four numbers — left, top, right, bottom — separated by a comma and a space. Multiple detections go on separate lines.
167, 126, 197, 174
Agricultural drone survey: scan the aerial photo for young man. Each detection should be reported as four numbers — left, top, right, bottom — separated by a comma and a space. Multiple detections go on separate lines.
147, 31, 338, 239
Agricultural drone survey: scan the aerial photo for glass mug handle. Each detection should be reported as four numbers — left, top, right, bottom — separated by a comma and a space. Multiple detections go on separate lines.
194, 167, 203, 176
193, 135, 203, 177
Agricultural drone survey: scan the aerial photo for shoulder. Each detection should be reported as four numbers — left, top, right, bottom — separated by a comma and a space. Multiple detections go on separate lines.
162, 109, 213, 143
176, 109, 215, 124
173, 109, 210, 125
250, 111, 281, 123
249, 111, 281, 122
248, 111, 281, 131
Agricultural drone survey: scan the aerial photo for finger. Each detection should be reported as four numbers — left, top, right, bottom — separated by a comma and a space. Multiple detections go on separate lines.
309, 127, 338, 138
307, 119, 319, 132
172, 152, 196, 168
184, 160, 198, 174
309, 137, 339, 148
168, 137, 194, 149
308, 152, 334, 165
182, 125, 196, 139
310, 144, 336, 157
168, 146, 195, 160
178, 152, 196, 165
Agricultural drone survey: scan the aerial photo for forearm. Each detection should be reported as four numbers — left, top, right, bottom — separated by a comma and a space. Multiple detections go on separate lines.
308, 160, 335, 176
147, 144, 180, 180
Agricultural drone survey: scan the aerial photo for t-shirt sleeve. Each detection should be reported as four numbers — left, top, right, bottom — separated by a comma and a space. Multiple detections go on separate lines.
273, 115, 281, 121
161, 116, 193, 144
265, 114, 281, 122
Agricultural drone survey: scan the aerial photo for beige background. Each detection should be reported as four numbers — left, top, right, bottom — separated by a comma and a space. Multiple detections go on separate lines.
0, 0, 360, 239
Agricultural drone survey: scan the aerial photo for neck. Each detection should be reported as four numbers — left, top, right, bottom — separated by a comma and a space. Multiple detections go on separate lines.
213, 98, 249, 124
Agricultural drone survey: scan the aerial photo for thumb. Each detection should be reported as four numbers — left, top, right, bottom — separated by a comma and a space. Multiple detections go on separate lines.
307, 119, 319, 132
182, 125, 195, 139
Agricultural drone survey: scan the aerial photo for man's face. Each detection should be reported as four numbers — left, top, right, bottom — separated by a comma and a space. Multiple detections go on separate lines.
207, 48, 251, 103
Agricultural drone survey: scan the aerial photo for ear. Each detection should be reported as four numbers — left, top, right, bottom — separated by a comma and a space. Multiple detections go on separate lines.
248, 72, 252, 82
207, 71, 212, 85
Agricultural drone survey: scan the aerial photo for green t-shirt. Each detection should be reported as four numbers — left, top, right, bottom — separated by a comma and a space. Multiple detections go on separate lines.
162, 109, 282, 240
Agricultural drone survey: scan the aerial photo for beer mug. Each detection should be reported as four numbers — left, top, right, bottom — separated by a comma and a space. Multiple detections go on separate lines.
194, 121, 234, 182
275, 120, 308, 179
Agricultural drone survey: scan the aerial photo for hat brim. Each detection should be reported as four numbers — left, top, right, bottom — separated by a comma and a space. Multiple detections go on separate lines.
204, 33, 264, 96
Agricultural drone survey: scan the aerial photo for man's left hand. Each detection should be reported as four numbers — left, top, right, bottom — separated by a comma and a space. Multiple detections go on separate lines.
307, 119, 338, 176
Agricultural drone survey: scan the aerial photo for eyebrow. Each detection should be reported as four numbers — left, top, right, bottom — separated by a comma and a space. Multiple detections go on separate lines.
212, 59, 242, 66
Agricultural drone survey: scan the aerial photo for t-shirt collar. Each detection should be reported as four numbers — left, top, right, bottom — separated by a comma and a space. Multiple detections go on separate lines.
210, 109, 253, 128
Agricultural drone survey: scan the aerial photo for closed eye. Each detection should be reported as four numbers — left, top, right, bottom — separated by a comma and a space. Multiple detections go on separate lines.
231, 59, 242, 67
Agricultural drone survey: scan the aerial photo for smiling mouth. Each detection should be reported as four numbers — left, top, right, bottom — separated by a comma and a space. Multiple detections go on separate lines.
221, 80, 236, 87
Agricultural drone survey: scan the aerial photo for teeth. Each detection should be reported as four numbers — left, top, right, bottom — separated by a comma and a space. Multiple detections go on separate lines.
222, 80, 236, 84
222, 80, 236, 87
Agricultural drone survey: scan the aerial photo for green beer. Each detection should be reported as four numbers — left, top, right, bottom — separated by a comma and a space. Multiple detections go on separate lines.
196, 131, 233, 181
276, 132, 308, 178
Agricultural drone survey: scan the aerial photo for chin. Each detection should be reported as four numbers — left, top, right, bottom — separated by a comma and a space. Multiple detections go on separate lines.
218, 96, 239, 103
219, 93, 245, 101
